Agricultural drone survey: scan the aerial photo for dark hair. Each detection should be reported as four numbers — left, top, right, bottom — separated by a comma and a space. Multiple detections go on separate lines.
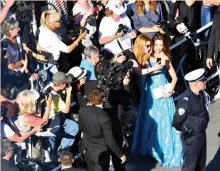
1, 139, 13, 157
88, 88, 105, 105
60, 150, 73, 166
152, 33, 171, 59
15, 1, 33, 23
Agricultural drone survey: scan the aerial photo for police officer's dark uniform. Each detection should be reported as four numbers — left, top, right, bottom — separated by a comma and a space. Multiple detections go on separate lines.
172, 69, 210, 171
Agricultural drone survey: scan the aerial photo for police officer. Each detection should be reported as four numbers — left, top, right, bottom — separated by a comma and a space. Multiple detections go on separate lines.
172, 68, 210, 171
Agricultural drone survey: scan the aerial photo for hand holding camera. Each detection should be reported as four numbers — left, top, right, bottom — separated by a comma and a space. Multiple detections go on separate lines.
115, 54, 126, 64
152, 25, 162, 32
66, 85, 72, 95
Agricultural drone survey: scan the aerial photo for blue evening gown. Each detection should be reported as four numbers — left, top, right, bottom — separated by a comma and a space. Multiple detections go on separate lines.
132, 60, 183, 167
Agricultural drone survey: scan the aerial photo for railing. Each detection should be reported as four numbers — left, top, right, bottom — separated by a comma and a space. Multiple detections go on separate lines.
170, 21, 220, 101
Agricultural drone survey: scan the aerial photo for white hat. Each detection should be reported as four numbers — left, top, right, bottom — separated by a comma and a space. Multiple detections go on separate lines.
184, 68, 206, 82
67, 67, 87, 82
106, 1, 126, 16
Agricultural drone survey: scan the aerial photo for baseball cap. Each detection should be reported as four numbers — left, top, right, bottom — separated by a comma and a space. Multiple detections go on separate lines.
52, 71, 72, 85
106, 1, 126, 16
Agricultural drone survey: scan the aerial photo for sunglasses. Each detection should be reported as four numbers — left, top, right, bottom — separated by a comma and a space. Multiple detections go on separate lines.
145, 45, 151, 48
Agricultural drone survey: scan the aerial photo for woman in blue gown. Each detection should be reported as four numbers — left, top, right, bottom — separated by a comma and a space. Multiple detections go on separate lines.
132, 33, 182, 167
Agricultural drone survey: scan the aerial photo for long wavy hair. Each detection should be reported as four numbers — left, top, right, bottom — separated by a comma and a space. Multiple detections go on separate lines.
152, 33, 171, 59
133, 34, 152, 68
136, 0, 157, 16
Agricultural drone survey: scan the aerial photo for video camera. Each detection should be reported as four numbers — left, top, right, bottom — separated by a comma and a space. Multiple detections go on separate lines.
156, 17, 190, 36
95, 58, 133, 91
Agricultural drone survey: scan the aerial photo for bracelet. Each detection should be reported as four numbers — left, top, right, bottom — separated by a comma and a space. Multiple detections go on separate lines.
74, 41, 78, 46
45, 106, 51, 110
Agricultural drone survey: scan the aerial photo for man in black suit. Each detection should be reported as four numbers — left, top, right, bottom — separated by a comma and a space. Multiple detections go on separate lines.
206, 10, 220, 69
78, 88, 126, 171
206, 10, 220, 100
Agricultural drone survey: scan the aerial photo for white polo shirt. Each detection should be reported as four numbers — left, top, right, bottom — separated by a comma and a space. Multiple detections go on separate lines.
38, 26, 69, 61
99, 15, 132, 54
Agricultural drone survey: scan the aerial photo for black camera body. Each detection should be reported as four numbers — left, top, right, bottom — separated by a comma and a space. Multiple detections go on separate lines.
117, 24, 128, 34
95, 59, 133, 91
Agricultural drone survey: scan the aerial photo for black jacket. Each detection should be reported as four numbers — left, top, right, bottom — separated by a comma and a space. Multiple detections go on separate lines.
207, 11, 220, 59
1, 159, 19, 171
172, 89, 209, 133
78, 106, 123, 163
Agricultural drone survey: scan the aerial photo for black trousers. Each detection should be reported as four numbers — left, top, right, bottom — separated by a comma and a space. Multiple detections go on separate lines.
84, 150, 110, 171
181, 133, 206, 171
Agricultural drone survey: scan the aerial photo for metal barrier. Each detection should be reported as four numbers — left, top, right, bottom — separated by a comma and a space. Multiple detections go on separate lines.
170, 22, 213, 51
170, 21, 220, 101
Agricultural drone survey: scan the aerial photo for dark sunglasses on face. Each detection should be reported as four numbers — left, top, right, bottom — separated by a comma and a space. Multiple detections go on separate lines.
145, 45, 151, 48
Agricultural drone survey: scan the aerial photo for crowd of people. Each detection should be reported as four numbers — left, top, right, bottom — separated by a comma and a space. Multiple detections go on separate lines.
0, 0, 220, 171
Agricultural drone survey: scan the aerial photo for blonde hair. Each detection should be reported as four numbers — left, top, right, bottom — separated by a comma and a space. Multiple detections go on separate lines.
133, 34, 152, 67
40, 10, 60, 28
16, 90, 36, 115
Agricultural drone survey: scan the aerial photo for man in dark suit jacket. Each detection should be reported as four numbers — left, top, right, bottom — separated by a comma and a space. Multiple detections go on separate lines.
206, 10, 220, 69
78, 88, 126, 171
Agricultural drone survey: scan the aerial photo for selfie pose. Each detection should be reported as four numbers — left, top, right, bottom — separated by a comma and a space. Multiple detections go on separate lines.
132, 33, 182, 167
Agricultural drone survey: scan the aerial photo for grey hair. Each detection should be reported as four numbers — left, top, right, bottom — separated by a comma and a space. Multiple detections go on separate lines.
2, 18, 19, 37
84, 45, 99, 59
1, 139, 13, 157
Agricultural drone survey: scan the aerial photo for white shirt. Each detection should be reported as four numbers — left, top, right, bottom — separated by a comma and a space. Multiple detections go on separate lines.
1, 121, 14, 138
38, 26, 69, 61
99, 15, 132, 54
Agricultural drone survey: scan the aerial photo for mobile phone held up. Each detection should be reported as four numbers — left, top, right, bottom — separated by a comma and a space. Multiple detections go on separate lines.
156, 58, 161, 63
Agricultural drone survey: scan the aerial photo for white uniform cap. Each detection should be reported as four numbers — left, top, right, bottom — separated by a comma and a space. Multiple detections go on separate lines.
184, 68, 206, 82
106, 1, 126, 16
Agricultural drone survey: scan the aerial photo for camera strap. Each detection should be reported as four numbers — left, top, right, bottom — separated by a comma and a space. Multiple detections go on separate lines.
116, 38, 124, 52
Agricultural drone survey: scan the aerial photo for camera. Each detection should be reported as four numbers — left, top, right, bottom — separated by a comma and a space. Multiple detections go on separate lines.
117, 24, 128, 34
172, 17, 191, 38
95, 58, 133, 91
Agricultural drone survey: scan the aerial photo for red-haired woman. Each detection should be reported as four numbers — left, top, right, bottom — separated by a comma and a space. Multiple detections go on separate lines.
132, 33, 182, 168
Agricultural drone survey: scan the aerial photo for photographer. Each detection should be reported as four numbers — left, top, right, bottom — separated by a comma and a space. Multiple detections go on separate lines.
72, 0, 99, 50
46, 71, 79, 155
99, 1, 136, 55
1, 139, 19, 171
79, 88, 126, 171
38, 10, 86, 74
94, 59, 132, 171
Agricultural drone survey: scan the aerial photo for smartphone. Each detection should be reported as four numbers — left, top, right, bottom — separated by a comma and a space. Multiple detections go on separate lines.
156, 58, 161, 63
